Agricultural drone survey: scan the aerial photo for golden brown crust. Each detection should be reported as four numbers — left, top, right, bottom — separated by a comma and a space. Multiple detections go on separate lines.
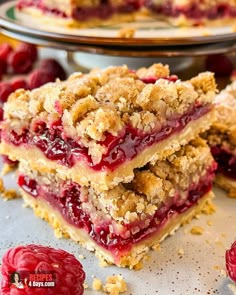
20, 189, 215, 268
214, 173, 236, 198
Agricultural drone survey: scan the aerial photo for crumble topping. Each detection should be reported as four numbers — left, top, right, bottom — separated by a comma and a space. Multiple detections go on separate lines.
19, 138, 214, 237
203, 81, 236, 151
2, 65, 216, 166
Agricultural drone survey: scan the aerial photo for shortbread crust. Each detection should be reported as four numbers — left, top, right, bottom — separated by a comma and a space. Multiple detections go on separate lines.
21, 189, 214, 268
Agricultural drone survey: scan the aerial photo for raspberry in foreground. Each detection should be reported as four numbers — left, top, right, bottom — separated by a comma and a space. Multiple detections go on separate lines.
226, 241, 236, 282
0, 244, 86, 295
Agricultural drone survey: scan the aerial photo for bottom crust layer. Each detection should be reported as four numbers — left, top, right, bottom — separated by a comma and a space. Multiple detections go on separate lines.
215, 173, 236, 198
20, 189, 215, 268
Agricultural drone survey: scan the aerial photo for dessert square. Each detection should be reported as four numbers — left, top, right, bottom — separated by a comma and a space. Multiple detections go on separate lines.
18, 139, 216, 268
203, 81, 236, 197
0, 64, 216, 190
145, 0, 236, 26
16, 0, 142, 27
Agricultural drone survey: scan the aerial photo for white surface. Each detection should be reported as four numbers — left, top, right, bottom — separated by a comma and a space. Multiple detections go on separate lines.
0, 168, 236, 295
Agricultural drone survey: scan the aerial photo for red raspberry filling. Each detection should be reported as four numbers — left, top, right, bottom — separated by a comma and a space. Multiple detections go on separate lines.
3, 104, 211, 171
17, 0, 142, 20
211, 146, 236, 180
18, 165, 215, 259
226, 241, 236, 282
146, 2, 236, 20
0, 244, 85, 295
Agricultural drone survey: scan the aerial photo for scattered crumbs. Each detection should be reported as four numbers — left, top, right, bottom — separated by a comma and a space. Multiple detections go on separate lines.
103, 275, 127, 295
0, 178, 5, 193
202, 30, 210, 36
79, 254, 85, 260
92, 278, 103, 291
152, 244, 161, 252
133, 261, 143, 271
207, 220, 213, 226
213, 265, 220, 270
190, 226, 204, 235
83, 283, 88, 289
228, 283, 236, 294
178, 248, 185, 256
194, 214, 200, 220
117, 27, 135, 38
201, 200, 216, 215
1, 164, 15, 176
22, 203, 30, 208
99, 258, 109, 268
2, 189, 21, 201
220, 269, 227, 278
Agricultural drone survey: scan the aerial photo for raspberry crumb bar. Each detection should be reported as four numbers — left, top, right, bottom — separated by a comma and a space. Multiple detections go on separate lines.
145, 0, 236, 26
17, 139, 216, 268
204, 81, 236, 197
0, 64, 216, 190
16, 0, 142, 27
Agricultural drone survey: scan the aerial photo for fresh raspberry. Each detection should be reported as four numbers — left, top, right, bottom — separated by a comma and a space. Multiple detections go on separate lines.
0, 59, 7, 76
0, 43, 13, 60
28, 69, 55, 89
38, 58, 66, 80
205, 54, 233, 77
16, 43, 38, 62
226, 241, 236, 282
11, 78, 28, 91
0, 244, 86, 295
8, 51, 33, 74
0, 106, 3, 121
0, 82, 13, 103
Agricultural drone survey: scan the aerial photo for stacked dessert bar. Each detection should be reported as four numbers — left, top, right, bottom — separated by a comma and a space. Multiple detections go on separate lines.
0, 64, 217, 267
16, 0, 236, 27
204, 81, 236, 197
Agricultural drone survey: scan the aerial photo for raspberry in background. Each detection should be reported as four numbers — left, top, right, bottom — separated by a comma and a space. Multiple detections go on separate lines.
28, 69, 55, 89
11, 78, 28, 91
0, 43, 13, 60
38, 58, 66, 80
8, 50, 34, 74
0, 82, 13, 103
16, 43, 38, 63
0, 244, 86, 295
226, 241, 236, 282
205, 54, 233, 77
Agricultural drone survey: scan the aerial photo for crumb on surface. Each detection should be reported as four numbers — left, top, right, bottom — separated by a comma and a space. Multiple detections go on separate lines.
83, 283, 88, 289
207, 220, 213, 226
2, 189, 21, 200
0, 178, 5, 193
178, 248, 185, 256
118, 27, 135, 38
79, 254, 85, 260
201, 199, 216, 215
1, 164, 16, 176
103, 275, 127, 295
92, 278, 102, 291
190, 226, 204, 235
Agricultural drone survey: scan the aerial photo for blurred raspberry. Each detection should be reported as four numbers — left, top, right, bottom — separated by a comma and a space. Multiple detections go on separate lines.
0, 244, 85, 295
38, 58, 66, 80
0, 106, 3, 121
11, 78, 28, 91
0, 82, 13, 103
8, 51, 33, 74
0, 59, 7, 77
0, 43, 13, 60
226, 241, 236, 282
1, 155, 18, 166
205, 54, 233, 77
16, 43, 38, 63
28, 69, 55, 89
